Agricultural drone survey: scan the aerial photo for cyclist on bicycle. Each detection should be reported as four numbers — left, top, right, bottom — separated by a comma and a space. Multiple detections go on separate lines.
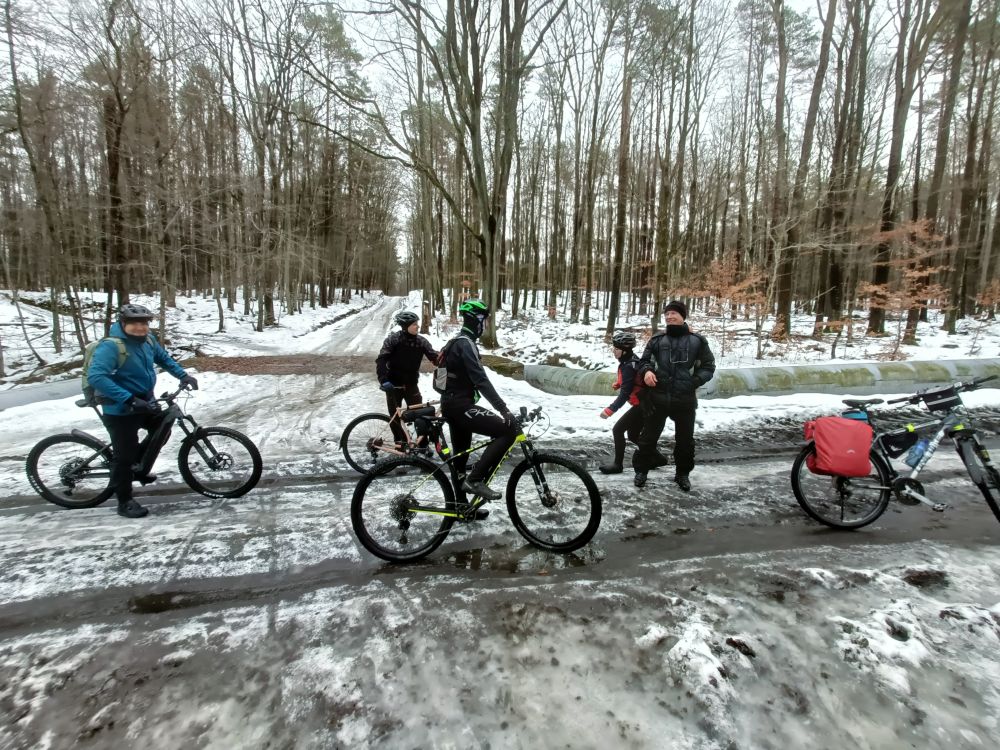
376, 310, 439, 447
439, 299, 518, 502
87, 303, 198, 518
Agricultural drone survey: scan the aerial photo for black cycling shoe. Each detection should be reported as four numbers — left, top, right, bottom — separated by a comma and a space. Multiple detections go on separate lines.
599, 462, 623, 475
462, 479, 501, 502
634, 472, 647, 488
674, 474, 691, 492
136, 473, 158, 485
117, 499, 149, 518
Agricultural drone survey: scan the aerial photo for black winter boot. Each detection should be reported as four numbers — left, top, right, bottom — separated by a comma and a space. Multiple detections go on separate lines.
599, 461, 624, 475
117, 499, 149, 518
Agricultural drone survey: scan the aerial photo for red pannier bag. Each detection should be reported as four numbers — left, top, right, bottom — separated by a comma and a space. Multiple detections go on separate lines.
803, 416, 873, 477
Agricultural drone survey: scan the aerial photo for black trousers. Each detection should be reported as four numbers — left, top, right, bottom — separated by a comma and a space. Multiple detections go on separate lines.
101, 411, 171, 502
611, 405, 644, 465
633, 397, 697, 476
442, 400, 520, 482
386, 383, 422, 443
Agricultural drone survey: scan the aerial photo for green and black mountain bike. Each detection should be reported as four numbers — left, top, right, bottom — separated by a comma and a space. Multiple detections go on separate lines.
350, 406, 602, 562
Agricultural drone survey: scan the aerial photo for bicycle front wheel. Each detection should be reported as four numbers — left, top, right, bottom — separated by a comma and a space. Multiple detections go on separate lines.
351, 456, 455, 563
26, 433, 115, 508
790, 443, 891, 529
178, 427, 262, 498
341, 413, 395, 473
506, 453, 602, 553
957, 437, 1000, 524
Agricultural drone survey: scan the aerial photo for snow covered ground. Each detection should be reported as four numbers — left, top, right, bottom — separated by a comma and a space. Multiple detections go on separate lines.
1, 288, 999, 748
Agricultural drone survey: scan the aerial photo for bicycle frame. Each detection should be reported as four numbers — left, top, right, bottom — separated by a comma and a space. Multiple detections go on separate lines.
871, 406, 988, 509
401, 417, 538, 521
74, 389, 215, 476
368, 401, 439, 460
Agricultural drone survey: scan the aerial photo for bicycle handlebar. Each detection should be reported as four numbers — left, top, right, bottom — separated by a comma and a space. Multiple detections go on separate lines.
517, 405, 544, 425
158, 383, 197, 402
886, 375, 997, 407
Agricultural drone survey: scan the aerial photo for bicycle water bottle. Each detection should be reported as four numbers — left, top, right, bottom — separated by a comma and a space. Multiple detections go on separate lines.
905, 438, 929, 468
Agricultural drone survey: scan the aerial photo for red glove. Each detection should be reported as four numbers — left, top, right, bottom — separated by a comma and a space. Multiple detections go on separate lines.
600, 407, 613, 419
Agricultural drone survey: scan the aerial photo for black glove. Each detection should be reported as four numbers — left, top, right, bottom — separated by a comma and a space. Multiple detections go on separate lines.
180, 375, 199, 391
128, 396, 160, 415
500, 409, 516, 428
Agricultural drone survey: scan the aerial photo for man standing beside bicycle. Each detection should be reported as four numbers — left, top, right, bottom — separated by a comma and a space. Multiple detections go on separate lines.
87, 304, 199, 518
633, 300, 716, 491
376, 310, 439, 449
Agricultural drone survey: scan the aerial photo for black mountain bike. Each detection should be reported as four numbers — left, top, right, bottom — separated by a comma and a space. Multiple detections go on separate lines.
791, 376, 999, 529
351, 406, 602, 562
26, 386, 262, 508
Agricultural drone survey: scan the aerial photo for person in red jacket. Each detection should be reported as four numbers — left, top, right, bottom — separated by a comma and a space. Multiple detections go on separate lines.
598, 331, 644, 474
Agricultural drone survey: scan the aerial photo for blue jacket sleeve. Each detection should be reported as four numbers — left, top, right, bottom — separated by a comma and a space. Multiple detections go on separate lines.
152, 336, 187, 379
88, 340, 133, 406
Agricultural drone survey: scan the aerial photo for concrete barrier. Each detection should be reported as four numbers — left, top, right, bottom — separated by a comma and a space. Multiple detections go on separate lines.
523, 358, 1000, 399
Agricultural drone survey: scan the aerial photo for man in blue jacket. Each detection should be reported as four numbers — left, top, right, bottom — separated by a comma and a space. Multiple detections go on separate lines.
88, 304, 198, 518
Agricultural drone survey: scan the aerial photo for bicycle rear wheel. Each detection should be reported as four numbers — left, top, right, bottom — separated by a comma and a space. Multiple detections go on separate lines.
341, 413, 396, 473
351, 456, 455, 562
506, 453, 602, 553
178, 427, 262, 498
790, 443, 891, 529
26, 433, 115, 508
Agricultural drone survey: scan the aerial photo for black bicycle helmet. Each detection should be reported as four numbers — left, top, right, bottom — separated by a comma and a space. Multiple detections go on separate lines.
611, 330, 637, 350
119, 303, 154, 322
395, 310, 419, 328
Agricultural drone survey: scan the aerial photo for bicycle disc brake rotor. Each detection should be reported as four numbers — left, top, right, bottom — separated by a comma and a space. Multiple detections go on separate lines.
208, 452, 234, 470
892, 477, 925, 506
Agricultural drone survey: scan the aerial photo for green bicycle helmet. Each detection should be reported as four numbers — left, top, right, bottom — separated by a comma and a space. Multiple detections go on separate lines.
459, 299, 490, 339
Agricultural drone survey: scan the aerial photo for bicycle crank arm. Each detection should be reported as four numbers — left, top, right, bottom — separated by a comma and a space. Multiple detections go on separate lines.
899, 487, 946, 512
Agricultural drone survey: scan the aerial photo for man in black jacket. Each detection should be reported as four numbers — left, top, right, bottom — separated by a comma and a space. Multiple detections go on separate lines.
633, 300, 716, 491
376, 310, 438, 445
440, 299, 519, 508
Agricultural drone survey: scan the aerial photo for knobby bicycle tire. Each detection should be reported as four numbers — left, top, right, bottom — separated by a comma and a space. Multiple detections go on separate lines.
26, 433, 115, 509
957, 437, 1000, 524
351, 455, 455, 562
341, 413, 394, 473
506, 452, 602, 553
790, 443, 891, 529
178, 427, 262, 498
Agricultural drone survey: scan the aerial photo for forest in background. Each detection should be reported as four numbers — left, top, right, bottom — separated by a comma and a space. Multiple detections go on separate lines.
1, 0, 998, 367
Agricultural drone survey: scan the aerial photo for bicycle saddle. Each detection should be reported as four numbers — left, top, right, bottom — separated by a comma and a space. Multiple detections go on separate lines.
401, 406, 436, 422
842, 398, 884, 409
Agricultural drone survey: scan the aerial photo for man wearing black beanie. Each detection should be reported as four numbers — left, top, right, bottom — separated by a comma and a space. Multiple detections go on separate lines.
633, 300, 716, 491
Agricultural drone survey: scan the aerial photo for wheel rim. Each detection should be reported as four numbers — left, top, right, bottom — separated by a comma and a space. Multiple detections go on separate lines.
510, 460, 596, 547
794, 458, 887, 526
344, 418, 396, 472
355, 464, 450, 558
185, 433, 257, 494
33, 441, 111, 505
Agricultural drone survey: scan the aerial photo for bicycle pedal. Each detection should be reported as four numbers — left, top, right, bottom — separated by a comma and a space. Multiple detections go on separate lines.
459, 508, 490, 522
931, 503, 947, 513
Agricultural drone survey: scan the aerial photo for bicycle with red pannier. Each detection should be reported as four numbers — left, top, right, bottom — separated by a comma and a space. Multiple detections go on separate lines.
790, 376, 999, 529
